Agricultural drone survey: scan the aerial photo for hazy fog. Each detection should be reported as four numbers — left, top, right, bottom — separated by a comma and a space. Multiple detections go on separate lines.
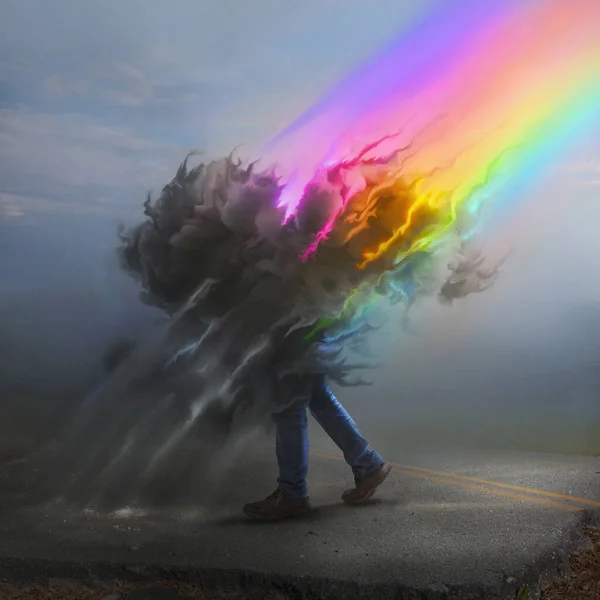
1, 0, 599, 457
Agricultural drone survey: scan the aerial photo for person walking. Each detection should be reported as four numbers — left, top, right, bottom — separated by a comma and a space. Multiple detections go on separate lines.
243, 374, 391, 521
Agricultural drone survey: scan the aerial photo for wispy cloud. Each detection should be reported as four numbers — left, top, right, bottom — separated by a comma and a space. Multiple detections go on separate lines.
0, 193, 26, 218
0, 192, 115, 218
0, 108, 186, 206
30, 61, 210, 110
557, 151, 600, 189
562, 159, 600, 175
40, 75, 92, 97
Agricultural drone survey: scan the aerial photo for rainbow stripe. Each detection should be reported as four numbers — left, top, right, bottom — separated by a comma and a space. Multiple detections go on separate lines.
259, 0, 599, 270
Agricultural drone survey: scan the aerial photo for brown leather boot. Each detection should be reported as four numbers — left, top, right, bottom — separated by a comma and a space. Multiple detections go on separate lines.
243, 489, 311, 521
342, 462, 392, 505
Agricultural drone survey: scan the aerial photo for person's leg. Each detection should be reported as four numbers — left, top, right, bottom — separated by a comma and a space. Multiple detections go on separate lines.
274, 400, 309, 499
243, 400, 312, 521
309, 375, 391, 504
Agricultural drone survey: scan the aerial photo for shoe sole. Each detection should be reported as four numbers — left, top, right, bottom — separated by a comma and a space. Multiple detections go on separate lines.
342, 463, 392, 505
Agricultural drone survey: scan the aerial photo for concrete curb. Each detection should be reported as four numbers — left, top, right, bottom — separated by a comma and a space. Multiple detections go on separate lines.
1, 510, 598, 600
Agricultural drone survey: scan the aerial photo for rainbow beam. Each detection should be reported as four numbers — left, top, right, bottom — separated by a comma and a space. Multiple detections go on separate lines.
260, 0, 599, 267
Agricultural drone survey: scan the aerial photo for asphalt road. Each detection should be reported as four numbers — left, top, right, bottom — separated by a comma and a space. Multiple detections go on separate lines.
0, 430, 599, 600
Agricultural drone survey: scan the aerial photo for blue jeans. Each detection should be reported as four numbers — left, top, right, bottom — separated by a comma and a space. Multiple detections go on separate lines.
273, 375, 384, 499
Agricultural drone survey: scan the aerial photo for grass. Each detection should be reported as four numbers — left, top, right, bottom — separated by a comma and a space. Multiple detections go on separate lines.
540, 526, 600, 600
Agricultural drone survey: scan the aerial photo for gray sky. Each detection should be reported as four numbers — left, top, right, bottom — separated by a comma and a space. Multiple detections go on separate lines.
0, 0, 599, 446
0, 0, 596, 221
0, 0, 435, 215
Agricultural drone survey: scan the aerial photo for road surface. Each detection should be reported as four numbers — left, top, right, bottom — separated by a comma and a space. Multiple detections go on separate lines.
0, 429, 598, 599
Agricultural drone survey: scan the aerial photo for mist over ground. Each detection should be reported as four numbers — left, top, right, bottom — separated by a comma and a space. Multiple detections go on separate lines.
1, 169, 599, 460
1, 0, 599, 485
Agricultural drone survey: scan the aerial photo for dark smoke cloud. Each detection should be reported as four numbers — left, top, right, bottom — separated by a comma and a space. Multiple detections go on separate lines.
40, 151, 501, 511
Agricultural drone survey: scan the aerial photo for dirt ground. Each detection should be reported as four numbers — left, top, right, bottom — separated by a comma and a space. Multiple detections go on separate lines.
540, 525, 600, 600
0, 582, 284, 600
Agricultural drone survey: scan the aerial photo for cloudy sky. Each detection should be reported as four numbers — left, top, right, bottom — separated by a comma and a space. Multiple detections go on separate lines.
0, 0, 599, 438
0, 0, 438, 220
0, 0, 597, 229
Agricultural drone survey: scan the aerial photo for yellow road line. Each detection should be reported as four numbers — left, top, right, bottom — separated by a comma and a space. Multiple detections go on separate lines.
313, 450, 597, 512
